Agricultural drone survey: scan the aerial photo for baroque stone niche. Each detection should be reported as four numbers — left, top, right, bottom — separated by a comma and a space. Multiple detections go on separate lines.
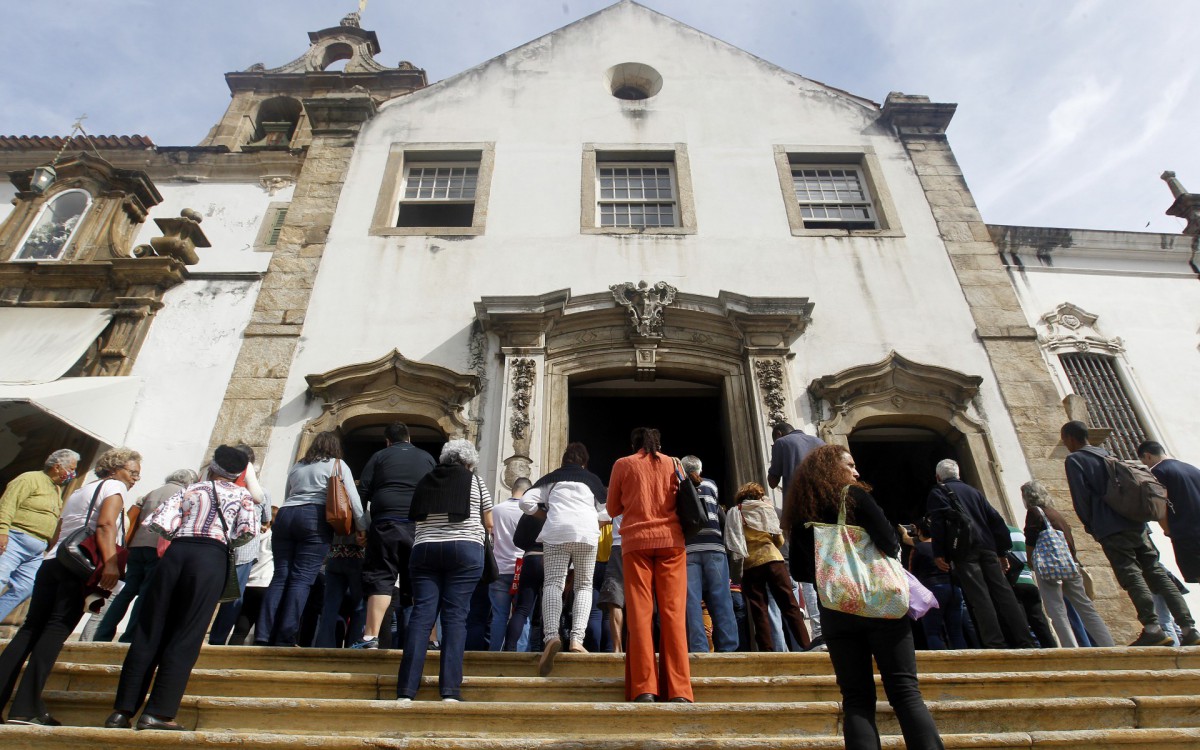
300, 349, 480, 454
809, 351, 1009, 514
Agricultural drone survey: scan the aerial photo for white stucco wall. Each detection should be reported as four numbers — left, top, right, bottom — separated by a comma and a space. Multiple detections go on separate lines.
258, 4, 1032, 515
119, 181, 286, 496
0, 183, 15, 226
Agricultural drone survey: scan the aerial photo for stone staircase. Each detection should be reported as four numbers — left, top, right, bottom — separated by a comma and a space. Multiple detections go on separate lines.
2, 641, 1199, 748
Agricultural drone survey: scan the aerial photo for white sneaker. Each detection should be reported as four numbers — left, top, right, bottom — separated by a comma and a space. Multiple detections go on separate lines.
442, 697, 461, 703
396, 697, 412, 704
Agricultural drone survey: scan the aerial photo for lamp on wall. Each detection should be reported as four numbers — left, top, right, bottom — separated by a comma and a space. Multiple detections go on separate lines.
29, 116, 98, 194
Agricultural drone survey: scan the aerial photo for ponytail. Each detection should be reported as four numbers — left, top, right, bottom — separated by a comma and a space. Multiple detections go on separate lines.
630, 427, 662, 461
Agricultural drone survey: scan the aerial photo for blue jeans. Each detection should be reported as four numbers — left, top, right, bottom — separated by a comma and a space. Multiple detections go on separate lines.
93, 546, 160, 642
731, 589, 751, 651
316, 557, 365, 647
685, 550, 738, 652
256, 504, 332, 646
488, 574, 529, 651
0, 529, 48, 623
921, 581, 970, 650
396, 541, 483, 699
209, 562, 254, 645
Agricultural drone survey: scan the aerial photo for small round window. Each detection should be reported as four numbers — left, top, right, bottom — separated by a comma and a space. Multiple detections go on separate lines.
606, 62, 662, 101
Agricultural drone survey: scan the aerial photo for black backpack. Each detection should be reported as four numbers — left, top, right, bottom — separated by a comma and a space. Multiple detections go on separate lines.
672, 459, 706, 538
934, 483, 975, 562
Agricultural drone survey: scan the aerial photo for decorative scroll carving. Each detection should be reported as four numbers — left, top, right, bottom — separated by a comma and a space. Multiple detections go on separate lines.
755, 360, 788, 427
508, 358, 535, 441
610, 280, 677, 338
132, 208, 210, 265
1039, 303, 1124, 356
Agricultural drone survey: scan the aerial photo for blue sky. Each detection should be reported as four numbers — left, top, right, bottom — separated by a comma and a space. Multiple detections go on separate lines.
2, 0, 1196, 233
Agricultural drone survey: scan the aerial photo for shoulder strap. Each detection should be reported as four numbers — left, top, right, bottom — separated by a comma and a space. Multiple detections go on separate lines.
212, 480, 233, 547
1036, 506, 1053, 532
81, 481, 106, 526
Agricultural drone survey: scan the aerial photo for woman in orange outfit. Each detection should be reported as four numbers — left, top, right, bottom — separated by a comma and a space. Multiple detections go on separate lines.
605, 427, 693, 703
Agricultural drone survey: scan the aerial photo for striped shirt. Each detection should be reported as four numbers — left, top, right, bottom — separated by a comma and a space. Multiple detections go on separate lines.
414, 473, 492, 547
147, 479, 258, 547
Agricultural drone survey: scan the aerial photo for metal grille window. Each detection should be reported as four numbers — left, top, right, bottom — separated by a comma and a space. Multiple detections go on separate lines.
791, 166, 877, 229
1059, 353, 1148, 460
266, 205, 288, 246
598, 164, 677, 228
398, 163, 479, 227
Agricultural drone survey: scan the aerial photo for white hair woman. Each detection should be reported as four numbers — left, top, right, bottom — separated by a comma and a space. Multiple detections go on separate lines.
1020, 480, 1114, 648
395, 439, 493, 702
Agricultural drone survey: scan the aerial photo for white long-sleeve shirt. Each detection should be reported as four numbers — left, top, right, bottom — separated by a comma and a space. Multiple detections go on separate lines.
520, 481, 603, 546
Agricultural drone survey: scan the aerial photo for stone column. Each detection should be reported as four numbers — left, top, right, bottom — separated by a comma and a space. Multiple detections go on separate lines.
882, 93, 1138, 641
206, 93, 377, 460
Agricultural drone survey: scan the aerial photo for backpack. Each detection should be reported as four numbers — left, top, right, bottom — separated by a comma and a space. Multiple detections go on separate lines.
933, 483, 975, 562
1082, 447, 1170, 523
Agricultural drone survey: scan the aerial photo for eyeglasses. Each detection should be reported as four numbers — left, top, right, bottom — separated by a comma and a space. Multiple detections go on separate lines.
121, 466, 141, 479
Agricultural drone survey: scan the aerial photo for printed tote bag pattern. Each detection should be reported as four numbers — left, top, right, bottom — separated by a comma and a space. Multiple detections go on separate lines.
807, 486, 909, 619
1030, 507, 1080, 583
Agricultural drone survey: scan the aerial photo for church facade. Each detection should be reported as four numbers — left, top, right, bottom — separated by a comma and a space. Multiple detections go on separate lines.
2, 3, 1196, 635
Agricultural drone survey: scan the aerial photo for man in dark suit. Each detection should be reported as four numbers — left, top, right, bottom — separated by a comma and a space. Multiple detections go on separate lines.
927, 459, 1034, 648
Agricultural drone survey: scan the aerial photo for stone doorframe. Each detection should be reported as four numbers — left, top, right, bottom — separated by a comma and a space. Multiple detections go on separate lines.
475, 284, 814, 491
298, 348, 480, 458
808, 350, 1011, 519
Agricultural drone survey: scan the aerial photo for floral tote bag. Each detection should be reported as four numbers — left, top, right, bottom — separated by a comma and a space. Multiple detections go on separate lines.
806, 486, 909, 619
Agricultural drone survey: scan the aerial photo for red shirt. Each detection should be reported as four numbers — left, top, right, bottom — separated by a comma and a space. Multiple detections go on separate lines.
606, 450, 682, 552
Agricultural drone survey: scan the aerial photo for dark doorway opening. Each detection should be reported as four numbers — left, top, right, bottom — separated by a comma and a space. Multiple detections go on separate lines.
848, 426, 957, 525
567, 379, 731, 500
341, 423, 446, 483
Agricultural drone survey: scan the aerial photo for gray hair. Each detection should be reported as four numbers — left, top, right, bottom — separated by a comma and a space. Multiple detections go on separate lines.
681, 455, 702, 475
935, 459, 960, 482
44, 449, 80, 470
166, 468, 200, 486
1021, 480, 1049, 509
440, 439, 479, 470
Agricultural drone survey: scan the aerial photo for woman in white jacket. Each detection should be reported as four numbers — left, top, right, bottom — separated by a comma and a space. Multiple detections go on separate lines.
520, 442, 607, 675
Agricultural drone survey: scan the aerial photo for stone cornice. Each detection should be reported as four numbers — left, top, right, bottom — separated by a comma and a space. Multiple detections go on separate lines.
0, 148, 305, 186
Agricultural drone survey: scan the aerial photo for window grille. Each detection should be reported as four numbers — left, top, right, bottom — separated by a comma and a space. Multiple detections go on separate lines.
266, 206, 288, 246
1059, 353, 1148, 460
398, 163, 479, 228
598, 164, 677, 228
791, 166, 876, 229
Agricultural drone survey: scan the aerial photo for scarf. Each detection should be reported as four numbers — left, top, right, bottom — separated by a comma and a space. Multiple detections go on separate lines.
531, 463, 608, 503
739, 497, 782, 535
409, 463, 475, 522
208, 461, 239, 481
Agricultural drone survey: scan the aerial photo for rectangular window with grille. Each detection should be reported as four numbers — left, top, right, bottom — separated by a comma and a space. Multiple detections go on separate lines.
1059, 352, 1148, 459
397, 162, 479, 228
266, 206, 288, 246
597, 164, 677, 228
791, 165, 877, 230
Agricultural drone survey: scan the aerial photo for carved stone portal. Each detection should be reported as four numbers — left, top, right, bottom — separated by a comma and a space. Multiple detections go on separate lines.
610, 280, 677, 338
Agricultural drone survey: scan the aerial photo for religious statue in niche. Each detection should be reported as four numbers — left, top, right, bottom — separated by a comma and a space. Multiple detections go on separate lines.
610, 280, 677, 338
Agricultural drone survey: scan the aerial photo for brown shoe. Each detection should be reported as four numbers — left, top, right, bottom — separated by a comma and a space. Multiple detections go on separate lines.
568, 641, 588, 653
538, 637, 562, 676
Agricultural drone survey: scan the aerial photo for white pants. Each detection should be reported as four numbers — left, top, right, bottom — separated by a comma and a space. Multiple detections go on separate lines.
1038, 572, 1115, 647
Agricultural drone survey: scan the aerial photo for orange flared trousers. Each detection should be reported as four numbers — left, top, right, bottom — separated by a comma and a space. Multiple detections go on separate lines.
622, 546, 694, 701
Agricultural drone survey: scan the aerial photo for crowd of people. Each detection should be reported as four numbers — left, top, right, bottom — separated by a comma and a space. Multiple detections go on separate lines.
0, 417, 1198, 748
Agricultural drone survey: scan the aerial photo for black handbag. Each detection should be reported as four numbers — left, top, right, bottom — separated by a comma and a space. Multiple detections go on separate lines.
57, 482, 128, 581
673, 458, 706, 538
211, 481, 243, 603
479, 477, 499, 584
513, 482, 551, 552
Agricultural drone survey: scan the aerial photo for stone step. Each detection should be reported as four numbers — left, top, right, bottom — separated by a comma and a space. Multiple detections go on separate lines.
44, 663, 1200, 703
4, 726, 1200, 750
30, 692, 1200, 738
39, 641, 1200, 678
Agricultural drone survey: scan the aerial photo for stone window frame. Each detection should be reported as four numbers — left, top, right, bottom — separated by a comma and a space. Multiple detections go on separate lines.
580, 144, 697, 235
370, 142, 495, 237
12, 188, 94, 262
773, 145, 903, 238
253, 201, 291, 251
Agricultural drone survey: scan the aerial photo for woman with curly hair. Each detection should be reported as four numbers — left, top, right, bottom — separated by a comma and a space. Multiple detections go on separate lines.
785, 444, 942, 750
0, 446, 140, 726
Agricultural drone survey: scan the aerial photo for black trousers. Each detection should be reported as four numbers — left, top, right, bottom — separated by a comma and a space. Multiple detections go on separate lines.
742, 560, 809, 651
822, 606, 944, 750
114, 537, 226, 719
1014, 582, 1056, 647
953, 549, 1035, 648
0, 558, 84, 719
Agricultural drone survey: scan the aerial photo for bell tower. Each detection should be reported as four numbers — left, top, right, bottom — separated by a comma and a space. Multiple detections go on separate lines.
199, 12, 427, 152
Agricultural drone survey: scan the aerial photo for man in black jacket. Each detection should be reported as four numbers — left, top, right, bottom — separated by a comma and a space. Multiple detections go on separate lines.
927, 459, 1034, 648
353, 422, 436, 649
1063, 422, 1197, 646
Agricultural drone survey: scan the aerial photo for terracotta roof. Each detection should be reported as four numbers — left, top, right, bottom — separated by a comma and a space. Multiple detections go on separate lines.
0, 134, 155, 150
